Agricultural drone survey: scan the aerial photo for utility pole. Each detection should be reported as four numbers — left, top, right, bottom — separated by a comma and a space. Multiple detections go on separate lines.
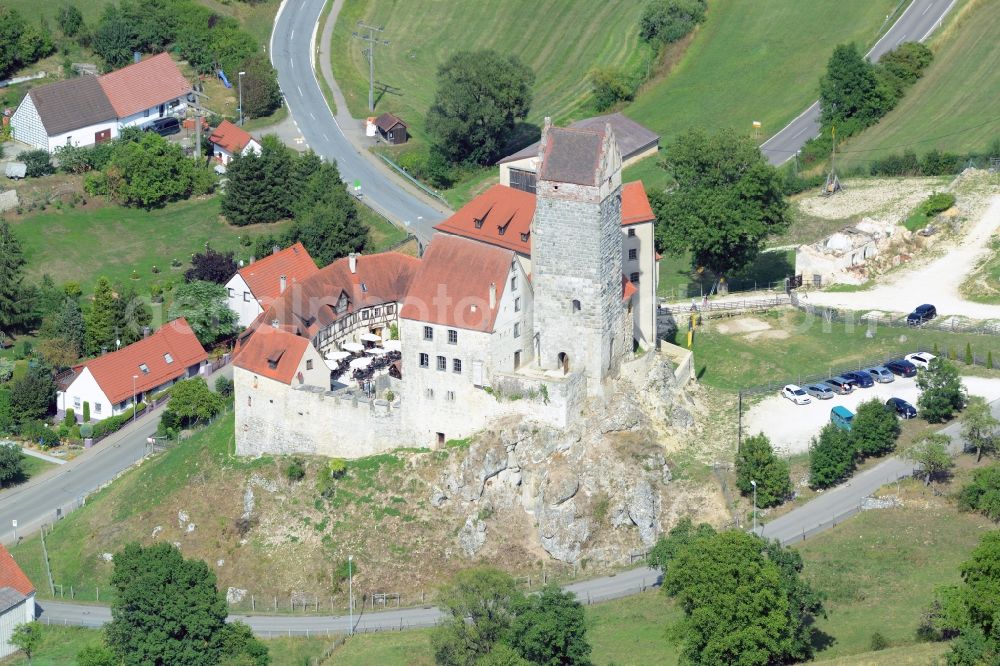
352, 21, 390, 113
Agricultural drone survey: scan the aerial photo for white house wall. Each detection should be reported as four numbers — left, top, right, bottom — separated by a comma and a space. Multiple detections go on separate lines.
118, 99, 188, 129
57, 367, 113, 421
0, 594, 35, 659
46, 120, 119, 153
622, 221, 657, 347
226, 274, 263, 328
10, 94, 47, 151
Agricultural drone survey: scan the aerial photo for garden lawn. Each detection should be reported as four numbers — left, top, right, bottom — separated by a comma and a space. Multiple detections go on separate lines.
657, 249, 796, 301
680, 309, 1000, 391
839, 0, 1000, 163
625, 0, 898, 153
16, 455, 57, 485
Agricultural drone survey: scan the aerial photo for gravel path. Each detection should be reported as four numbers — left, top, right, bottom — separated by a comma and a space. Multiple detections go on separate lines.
804, 195, 1000, 319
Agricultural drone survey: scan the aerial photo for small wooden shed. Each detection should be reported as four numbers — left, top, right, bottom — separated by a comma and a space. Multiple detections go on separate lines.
374, 112, 408, 145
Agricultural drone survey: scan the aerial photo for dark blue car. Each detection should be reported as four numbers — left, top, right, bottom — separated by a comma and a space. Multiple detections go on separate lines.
885, 358, 918, 377
842, 370, 874, 389
886, 397, 917, 419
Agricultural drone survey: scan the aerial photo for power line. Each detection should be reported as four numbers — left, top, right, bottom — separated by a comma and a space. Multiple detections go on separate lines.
352, 22, 390, 113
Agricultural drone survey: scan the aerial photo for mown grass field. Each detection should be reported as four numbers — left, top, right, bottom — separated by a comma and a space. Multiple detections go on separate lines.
8, 194, 407, 297
677, 309, 1000, 391
839, 0, 1000, 164
331, 0, 649, 137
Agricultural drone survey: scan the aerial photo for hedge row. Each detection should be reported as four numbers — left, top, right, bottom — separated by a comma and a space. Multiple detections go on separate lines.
91, 402, 147, 440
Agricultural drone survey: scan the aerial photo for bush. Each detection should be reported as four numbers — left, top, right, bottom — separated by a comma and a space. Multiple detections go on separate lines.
63, 408, 76, 427
921, 191, 956, 217
21, 420, 59, 448
917, 358, 966, 423
809, 424, 855, 489
958, 465, 1000, 521
851, 398, 900, 458
79, 423, 93, 439
21, 150, 55, 178
82, 401, 90, 423
966, 343, 974, 365
735, 433, 791, 508
91, 402, 146, 439
589, 66, 636, 111
639, 0, 707, 44
214, 376, 234, 398
870, 632, 889, 651
286, 459, 305, 482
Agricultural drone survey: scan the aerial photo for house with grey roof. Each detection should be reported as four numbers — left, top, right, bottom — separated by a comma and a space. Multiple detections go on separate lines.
0, 543, 35, 659
496, 112, 659, 194
10, 75, 118, 152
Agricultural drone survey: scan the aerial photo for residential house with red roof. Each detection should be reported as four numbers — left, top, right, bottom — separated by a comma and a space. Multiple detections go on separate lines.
56, 319, 208, 422
0, 544, 35, 658
209, 120, 262, 165
11, 52, 192, 152
225, 243, 320, 328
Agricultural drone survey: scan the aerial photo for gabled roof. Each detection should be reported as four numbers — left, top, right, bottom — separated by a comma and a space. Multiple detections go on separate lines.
0, 544, 34, 596
434, 182, 654, 252
622, 275, 638, 302
233, 325, 311, 385
621, 181, 655, 226
237, 243, 319, 305
433, 184, 535, 255
98, 52, 191, 118
262, 252, 421, 340
401, 234, 514, 333
539, 127, 605, 186
209, 120, 257, 154
374, 112, 406, 132
27, 76, 117, 136
73, 319, 208, 404
498, 112, 658, 165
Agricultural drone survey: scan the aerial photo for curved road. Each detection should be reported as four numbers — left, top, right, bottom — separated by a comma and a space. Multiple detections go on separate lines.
761, 0, 958, 165
269, 0, 444, 241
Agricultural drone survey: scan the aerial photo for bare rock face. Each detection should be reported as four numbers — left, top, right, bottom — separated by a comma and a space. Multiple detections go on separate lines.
458, 515, 487, 557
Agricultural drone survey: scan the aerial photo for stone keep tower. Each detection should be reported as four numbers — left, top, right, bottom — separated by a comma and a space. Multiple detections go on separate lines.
531, 118, 628, 393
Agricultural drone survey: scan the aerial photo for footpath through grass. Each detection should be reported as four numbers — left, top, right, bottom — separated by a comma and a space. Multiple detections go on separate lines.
682, 309, 1000, 391
839, 0, 1000, 164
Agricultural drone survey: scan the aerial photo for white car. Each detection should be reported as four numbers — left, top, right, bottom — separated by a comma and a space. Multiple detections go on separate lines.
905, 352, 936, 369
781, 384, 811, 405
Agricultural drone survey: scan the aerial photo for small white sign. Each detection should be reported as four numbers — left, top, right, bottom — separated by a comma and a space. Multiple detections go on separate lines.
11, 520, 16, 528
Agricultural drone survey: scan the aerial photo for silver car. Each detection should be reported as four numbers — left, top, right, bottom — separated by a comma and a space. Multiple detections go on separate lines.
804, 383, 835, 400
864, 366, 895, 383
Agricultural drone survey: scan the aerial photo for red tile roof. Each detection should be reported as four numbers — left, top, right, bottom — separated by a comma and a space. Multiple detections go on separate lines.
209, 120, 256, 155
238, 243, 319, 305
75, 319, 208, 404
263, 252, 421, 340
622, 275, 638, 302
435, 182, 654, 253
98, 52, 192, 118
621, 181, 655, 226
434, 184, 535, 255
233, 325, 311, 385
401, 234, 514, 333
0, 544, 34, 596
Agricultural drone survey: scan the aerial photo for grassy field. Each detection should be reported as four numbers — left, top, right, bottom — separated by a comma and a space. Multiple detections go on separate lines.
17, 454, 57, 485
7, 194, 407, 297
839, 0, 1000, 165
679, 309, 1000, 391
657, 249, 795, 301
623, 0, 899, 191
330, 0, 648, 136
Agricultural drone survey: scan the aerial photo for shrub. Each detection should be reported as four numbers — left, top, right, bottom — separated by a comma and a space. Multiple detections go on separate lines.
922, 191, 956, 217
21, 150, 54, 178
966, 343, 974, 365
870, 632, 889, 651
989, 351, 994, 370
21, 421, 59, 448
589, 66, 636, 111
809, 424, 855, 489
286, 459, 305, 482
918, 358, 965, 423
639, 0, 707, 44
958, 465, 1000, 521
79, 423, 93, 439
63, 408, 76, 427
82, 401, 90, 423
329, 458, 347, 479
214, 376, 234, 398
851, 398, 901, 458
735, 433, 791, 508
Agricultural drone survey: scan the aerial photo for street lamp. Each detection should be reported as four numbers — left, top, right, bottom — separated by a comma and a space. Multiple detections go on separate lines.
750, 479, 758, 534
238, 71, 246, 126
348, 555, 354, 636
132, 375, 139, 423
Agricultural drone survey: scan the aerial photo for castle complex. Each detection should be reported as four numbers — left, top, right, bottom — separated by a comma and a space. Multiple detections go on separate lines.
232, 119, 659, 457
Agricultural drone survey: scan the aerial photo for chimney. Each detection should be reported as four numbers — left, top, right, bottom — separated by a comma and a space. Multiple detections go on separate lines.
279, 275, 287, 294
142, 326, 151, 339
349, 253, 358, 274
272, 245, 280, 255
489, 282, 497, 310
133, 51, 141, 64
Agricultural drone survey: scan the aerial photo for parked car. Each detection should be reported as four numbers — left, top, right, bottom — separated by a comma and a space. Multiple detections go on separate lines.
831, 405, 855, 431
823, 377, 854, 395
885, 397, 917, 419
885, 359, 918, 377
781, 384, 811, 405
906, 304, 937, 326
842, 370, 874, 389
144, 117, 181, 137
804, 383, 835, 400
864, 366, 895, 383
905, 352, 936, 369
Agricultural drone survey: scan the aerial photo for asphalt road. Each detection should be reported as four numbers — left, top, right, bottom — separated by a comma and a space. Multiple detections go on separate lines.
760, 0, 957, 165
269, 0, 444, 242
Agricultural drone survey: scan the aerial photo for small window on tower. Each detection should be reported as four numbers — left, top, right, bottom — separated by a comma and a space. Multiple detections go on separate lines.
628, 228, 636, 237
572, 299, 581, 313
630, 272, 640, 284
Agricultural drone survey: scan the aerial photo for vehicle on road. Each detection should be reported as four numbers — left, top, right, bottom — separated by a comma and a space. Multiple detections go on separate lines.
823, 377, 854, 395
905, 352, 937, 369
144, 117, 181, 137
906, 304, 937, 326
781, 384, 811, 405
885, 397, 917, 419
804, 383, 835, 400
842, 370, 874, 389
864, 366, 895, 383
885, 359, 918, 377
831, 405, 855, 431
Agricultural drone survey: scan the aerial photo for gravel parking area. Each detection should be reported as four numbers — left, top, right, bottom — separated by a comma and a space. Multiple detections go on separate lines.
744, 375, 1000, 455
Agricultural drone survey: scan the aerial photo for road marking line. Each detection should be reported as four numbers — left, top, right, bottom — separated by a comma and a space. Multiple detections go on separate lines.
290, 28, 295, 40
309, 111, 317, 121
297, 85, 303, 96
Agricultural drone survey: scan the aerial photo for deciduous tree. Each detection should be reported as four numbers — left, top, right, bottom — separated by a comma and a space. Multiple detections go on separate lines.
906, 432, 954, 486
917, 358, 966, 423
819, 42, 890, 132
961, 395, 999, 462
653, 128, 789, 278
809, 424, 855, 489
0, 442, 24, 487
851, 398, 901, 458
432, 567, 524, 666
507, 584, 592, 666
162, 377, 224, 429
57, 5, 84, 37
735, 433, 791, 508
185, 247, 238, 284
167, 281, 238, 345
426, 50, 534, 166
239, 54, 282, 120
10, 622, 41, 664
958, 464, 1000, 521
639, 0, 707, 44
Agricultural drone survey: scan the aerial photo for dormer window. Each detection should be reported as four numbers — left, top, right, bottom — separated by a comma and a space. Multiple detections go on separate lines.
520, 232, 529, 243
336, 292, 349, 314
163, 353, 173, 364
498, 222, 509, 236
474, 218, 484, 229
266, 349, 285, 370
361, 282, 368, 293
138, 363, 150, 374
